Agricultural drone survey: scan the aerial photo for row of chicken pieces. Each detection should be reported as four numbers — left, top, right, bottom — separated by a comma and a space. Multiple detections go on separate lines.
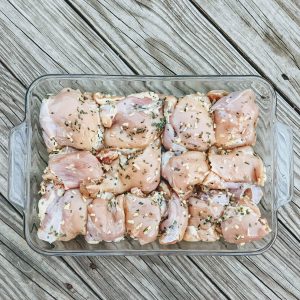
37, 88, 270, 245
40, 88, 257, 152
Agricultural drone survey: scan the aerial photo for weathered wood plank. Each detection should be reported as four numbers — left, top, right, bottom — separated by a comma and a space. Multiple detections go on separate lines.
0, 241, 55, 300
0, 0, 133, 87
67, 0, 300, 113
0, 195, 100, 300
63, 255, 228, 300
192, 0, 300, 109
191, 223, 300, 300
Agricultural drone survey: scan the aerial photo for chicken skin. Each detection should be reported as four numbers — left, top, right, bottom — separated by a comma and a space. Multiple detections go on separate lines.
221, 200, 271, 244
38, 184, 90, 243
203, 146, 265, 188
184, 191, 229, 242
161, 151, 209, 198
162, 94, 215, 152
159, 193, 188, 244
124, 190, 163, 245
98, 139, 161, 195
212, 89, 259, 149
40, 88, 103, 152
100, 92, 164, 149
85, 192, 125, 243
43, 148, 103, 196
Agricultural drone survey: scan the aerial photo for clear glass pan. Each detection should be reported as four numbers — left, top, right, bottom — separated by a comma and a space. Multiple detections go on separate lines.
8, 75, 293, 256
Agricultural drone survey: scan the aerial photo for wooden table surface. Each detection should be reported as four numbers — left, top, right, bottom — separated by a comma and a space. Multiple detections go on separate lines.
0, 0, 299, 299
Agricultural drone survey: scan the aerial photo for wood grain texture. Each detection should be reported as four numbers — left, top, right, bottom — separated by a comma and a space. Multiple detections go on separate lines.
0, 0, 133, 86
0, 194, 100, 300
192, 0, 300, 110
63, 255, 228, 300
0, 0, 299, 299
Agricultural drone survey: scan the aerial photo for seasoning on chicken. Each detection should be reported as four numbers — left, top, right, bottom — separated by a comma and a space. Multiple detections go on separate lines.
229, 184, 263, 204
93, 93, 125, 105
203, 146, 265, 188
207, 90, 229, 102
221, 200, 271, 244
184, 190, 229, 242
161, 151, 209, 198
156, 181, 171, 218
85, 192, 125, 243
159, 193, 188, 244
100, 91, 164, 149
38, 184, 90, 243
40, 88, 103, 152
203, 173, 264, 204
124, 189, 163, 245
98, 139, 161, 195
162, 93, 215, 152
212, 89, 259, 149
43, 148, 103, 197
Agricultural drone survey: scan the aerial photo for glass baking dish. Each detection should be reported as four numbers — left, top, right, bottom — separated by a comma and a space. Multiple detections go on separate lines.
8, 75, 293, 256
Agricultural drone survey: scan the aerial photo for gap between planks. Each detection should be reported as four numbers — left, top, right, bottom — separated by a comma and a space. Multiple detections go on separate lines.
189, 0, 300, 114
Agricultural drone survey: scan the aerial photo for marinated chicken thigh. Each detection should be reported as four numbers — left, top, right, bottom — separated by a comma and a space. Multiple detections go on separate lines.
100, 92, 164, 149
162, 93, 215, 152
38, 87, 270, 247
124, 190, 163, 245
161, 151, 209, 198
207, 90, 229, 101
43, 148, 103, 195
184, 191, 229, 242
203, 146, 265, 188
229, 184, 263, 204
98, 139, 161, 195
40, 88, 103, 152
38, 184, 90, 243
221, 200, 271, 244
212, 89, 259, 149
159, 193, 188, 244
85, 192, 125, 243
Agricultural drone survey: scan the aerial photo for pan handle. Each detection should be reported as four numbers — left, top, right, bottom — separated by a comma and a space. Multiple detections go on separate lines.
275, 122, 294, 209
8, 122, 27, 211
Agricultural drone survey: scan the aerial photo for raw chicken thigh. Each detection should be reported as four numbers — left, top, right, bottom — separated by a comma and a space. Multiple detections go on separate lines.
229, 184, 263, 204
124, 189, 163, 245
98, 139, 161, 195
38, 184, 90, 243
100, 92, 164, 149
85, 192, 125, 243
37, 87, 270, 247
212, 89, 259, 149
159, 193, 188, 244
207, 90, 229, 101
161, 151, 209, 198
184, 190, 229, 242
43, 148, 103, 195
162, 93, 215, 152
203, 146, 265, 188
221, 200, 271, 244
40, 88, 103, 152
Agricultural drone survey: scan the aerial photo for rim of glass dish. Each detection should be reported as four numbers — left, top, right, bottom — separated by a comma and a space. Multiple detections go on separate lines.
23, 74, 278, 256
